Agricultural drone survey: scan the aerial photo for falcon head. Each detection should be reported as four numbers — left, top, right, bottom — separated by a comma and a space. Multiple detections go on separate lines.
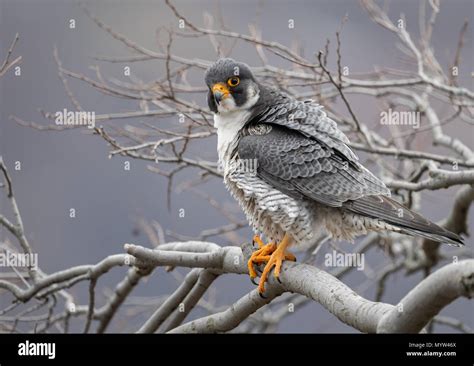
205, 58, 260, 114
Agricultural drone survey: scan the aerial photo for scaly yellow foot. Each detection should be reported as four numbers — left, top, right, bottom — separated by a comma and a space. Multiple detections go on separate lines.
248, 234, 296, 294
248, 236, 276, 279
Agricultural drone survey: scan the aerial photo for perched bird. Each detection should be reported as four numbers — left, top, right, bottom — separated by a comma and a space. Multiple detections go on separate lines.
204, 58, 463, 294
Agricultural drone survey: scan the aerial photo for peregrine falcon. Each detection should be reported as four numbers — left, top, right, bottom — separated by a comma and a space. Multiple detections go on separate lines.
204, 58, 463, 294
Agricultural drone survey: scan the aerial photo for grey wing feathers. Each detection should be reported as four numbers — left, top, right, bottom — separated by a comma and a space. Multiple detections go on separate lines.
345, 195, 464, 246
240, 96, 463, 246
257, 97, 358, 163
238, 124, 390, 207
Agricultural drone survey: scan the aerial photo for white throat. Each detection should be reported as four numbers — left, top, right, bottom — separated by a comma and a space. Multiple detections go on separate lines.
214, 88, 260, 164
214, 109, 252, 163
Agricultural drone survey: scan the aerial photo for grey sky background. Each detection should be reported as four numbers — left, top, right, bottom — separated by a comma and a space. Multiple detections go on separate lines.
0, 0, 473, 332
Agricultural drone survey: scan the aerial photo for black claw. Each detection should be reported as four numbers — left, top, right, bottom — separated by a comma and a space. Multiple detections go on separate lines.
276, 277, 282, 284
250, 277, 258, 286
259, 292, 267, 299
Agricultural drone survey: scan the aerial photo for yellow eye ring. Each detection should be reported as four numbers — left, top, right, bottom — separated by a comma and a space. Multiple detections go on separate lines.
227, 77, 240, 87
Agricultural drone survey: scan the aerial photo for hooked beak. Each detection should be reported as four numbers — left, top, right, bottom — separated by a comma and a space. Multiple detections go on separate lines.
211, 83, 230, 103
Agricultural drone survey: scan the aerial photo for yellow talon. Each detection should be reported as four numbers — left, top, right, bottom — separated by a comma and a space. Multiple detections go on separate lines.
252, 234, 266, 248
247, 240, 276, 279
247, 234, 296, 293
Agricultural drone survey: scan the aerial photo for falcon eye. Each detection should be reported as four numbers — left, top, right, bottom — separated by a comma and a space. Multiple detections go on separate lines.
227, 77, 240, 87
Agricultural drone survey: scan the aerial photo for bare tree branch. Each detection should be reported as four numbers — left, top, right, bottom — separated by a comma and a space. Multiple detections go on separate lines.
377, 260, 474, 333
